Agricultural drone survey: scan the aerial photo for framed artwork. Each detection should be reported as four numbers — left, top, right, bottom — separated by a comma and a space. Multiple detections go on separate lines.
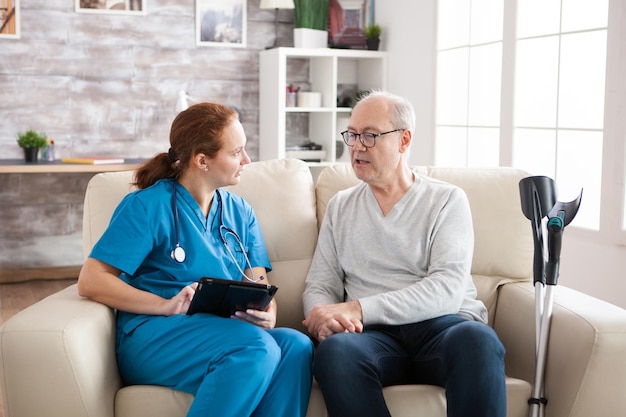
75, 0, 146, 15
196, 0, 246, 48
328, 0, 369, 49
0, 0, 19, 39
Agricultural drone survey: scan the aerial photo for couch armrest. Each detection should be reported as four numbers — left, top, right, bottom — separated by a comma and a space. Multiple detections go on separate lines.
0, 284, 121, 417
494, 282, 626, 417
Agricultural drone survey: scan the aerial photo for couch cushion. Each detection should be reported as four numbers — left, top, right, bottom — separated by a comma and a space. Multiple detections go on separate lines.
82, 170, 137, 259
224, 158, 318, 330
114, 377, 530, 417
425, 167, 533, 281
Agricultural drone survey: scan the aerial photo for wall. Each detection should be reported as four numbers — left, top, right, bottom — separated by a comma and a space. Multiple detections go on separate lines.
0, 0, 293, 161
375, 0, 436, 166
0, 0, 294, 275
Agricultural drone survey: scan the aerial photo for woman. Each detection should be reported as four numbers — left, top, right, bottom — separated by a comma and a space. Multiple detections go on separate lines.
77, 102, 313, 417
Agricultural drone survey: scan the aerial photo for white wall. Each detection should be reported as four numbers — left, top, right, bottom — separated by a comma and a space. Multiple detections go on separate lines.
376, 0, 626, 309
376, 0, 436, 166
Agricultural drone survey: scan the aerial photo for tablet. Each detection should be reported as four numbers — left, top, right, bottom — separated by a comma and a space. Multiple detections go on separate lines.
186, 277, 278, 317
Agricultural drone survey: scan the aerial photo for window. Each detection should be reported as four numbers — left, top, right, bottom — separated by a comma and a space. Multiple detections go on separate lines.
436, 0, 609, 231
435, 0, 503, 167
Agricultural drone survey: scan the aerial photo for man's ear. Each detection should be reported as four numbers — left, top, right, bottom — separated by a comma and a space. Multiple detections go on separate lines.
399, 129, 412, 154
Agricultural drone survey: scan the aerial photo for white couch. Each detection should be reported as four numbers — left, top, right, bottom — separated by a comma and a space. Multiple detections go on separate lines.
2, 158, 626, 417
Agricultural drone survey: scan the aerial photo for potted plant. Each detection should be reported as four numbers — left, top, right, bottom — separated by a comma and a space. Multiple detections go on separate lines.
17, 129, 48, 163
365, 23, 381, 50
293, 0, 329, 48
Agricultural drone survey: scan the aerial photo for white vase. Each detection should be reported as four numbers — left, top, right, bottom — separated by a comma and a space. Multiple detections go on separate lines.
294, 28, 328, 49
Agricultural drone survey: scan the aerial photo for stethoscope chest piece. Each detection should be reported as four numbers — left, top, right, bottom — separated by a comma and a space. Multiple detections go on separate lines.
171, 244, 186, 263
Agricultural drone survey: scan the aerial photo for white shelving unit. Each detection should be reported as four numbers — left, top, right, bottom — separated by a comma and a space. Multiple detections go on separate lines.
259, 47, 388, 165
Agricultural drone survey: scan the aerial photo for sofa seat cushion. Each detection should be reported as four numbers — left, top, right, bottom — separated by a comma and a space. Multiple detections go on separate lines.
114, 376, 531, 417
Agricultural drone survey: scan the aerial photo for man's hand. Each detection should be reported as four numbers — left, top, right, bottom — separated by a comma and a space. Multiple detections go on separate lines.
302, 301, 364, 342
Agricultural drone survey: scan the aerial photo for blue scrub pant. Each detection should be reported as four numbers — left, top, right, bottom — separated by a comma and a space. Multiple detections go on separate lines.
313, 314, 506, 417
116, 313, 313, 417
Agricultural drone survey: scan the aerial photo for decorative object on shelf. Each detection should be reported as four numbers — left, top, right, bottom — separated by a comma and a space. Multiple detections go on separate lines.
293, 0, 329, 48
351, 89, 372, 106
0, 0, 20, 39
196, 0, 246, 47
41, 138, 55, 161
364, 23, 381, 50
75, 0, 145, 15
61, 157, 125, 165
336, 140, 345, 160
328, 0, 367, 49
286, 143, 325, 162
297, 91, 322, 108
16, 129, 47, 163
259, 0, 294, 49
286, 84, 299, 107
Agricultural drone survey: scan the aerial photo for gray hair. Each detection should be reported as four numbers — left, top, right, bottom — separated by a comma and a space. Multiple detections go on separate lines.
355, 90, 416, 133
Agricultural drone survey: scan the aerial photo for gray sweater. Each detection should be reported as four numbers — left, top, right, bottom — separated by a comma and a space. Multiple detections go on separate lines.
302, 174, 488, 325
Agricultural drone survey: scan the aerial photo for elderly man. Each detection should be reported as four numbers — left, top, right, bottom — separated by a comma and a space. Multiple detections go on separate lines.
302, 91, 506, 417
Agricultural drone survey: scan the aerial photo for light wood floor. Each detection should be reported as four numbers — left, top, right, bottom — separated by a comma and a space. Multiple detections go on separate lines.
0, 278, 78, 417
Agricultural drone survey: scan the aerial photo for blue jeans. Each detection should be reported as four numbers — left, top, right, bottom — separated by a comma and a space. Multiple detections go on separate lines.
313, 314, 506, 417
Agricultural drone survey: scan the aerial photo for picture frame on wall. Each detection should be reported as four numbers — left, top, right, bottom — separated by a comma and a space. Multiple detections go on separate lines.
328, 0, 369, 49
75, 0, 146, 15
196, 0, 246, 48
0, 0, 20, 39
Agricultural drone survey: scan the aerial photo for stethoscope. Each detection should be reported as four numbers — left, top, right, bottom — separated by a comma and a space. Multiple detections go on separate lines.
170, 181, 263, 283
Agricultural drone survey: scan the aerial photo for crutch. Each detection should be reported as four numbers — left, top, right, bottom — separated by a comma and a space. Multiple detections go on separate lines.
519, 176, 582, 417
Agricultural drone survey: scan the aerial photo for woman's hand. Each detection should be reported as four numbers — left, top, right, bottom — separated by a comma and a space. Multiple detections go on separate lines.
232, 299, 277, 330
162, 282, 198, 316
79, 258, 201, 316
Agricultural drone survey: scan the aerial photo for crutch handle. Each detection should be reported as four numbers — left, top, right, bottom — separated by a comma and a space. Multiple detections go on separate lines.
546, 216, 563, 286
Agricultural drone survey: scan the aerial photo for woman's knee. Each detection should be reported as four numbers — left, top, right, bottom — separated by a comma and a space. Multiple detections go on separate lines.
268, 328, 314, 369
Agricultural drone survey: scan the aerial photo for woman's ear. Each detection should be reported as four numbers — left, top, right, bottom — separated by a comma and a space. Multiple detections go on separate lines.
192, 153, 209, 171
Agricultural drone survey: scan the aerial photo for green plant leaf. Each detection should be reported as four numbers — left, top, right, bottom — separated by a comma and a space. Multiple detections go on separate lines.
16, 129, 47, 149
294, 0, 330, 30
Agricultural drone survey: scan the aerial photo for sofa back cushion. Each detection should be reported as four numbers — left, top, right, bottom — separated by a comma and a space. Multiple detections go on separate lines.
82, 159, 317, 331
315, 164, 533, 321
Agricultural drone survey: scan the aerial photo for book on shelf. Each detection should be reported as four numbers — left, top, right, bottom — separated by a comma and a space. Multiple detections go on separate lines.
61, 157, 125, 165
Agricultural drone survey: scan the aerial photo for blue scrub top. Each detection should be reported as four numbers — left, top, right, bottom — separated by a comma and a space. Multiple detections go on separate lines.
89, 178, 271, 333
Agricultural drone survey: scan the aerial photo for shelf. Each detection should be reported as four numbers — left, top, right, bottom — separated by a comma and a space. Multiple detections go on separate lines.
259, 47, 387, 164
0, 159, 144, 174
285, 107, 336, 113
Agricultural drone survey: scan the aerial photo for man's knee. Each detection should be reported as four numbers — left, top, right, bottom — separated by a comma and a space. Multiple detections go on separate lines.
314, 333, 366, 378
446, 321, 505, 365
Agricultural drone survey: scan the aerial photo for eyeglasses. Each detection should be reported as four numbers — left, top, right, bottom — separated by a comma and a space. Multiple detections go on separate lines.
341, 128, 404, 148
